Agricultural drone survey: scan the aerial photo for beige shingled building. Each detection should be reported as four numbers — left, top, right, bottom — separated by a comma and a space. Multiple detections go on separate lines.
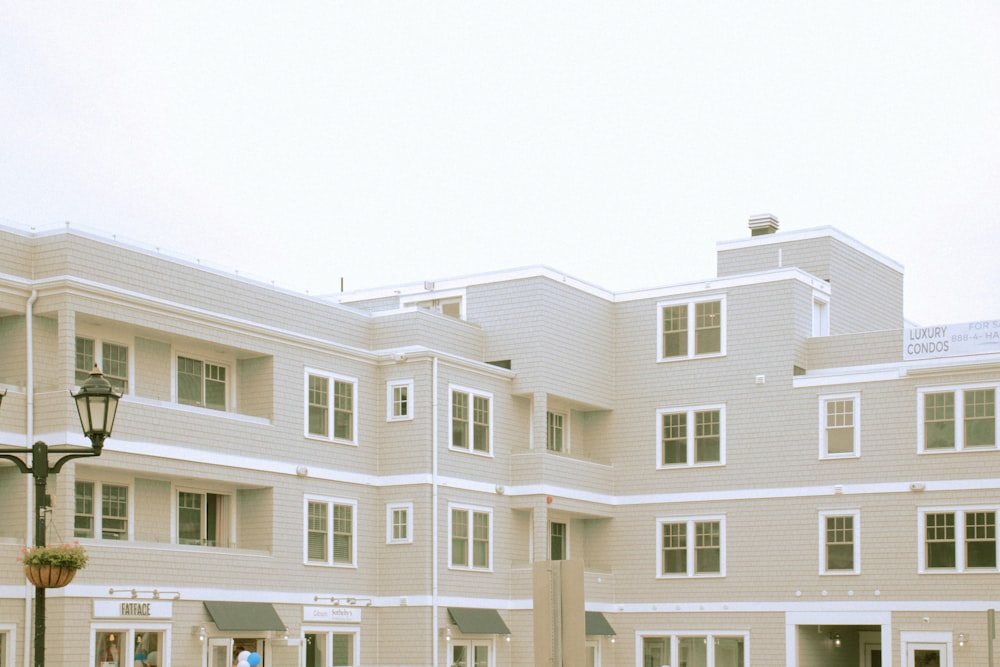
1, 218, 997, 667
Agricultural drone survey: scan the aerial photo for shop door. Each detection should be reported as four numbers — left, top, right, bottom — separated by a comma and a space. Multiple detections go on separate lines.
907, 643, 947, 667
209, 638, 233, 667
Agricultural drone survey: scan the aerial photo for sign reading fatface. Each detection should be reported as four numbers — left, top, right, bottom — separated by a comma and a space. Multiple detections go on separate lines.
905, 320, 1000, 360
93, 599, 173, 619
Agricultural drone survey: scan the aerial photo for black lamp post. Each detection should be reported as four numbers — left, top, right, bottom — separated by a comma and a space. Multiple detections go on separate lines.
0, 365, 121, 667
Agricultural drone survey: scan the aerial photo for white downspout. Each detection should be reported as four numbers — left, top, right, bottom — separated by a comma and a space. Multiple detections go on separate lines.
431, 356, 440, 667
23, 289, 37, 667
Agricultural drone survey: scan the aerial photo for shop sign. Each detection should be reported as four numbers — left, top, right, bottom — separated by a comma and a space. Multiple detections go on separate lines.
904, 320, 1000, 360
93, 599, 173, 619
303, 606, 362, 623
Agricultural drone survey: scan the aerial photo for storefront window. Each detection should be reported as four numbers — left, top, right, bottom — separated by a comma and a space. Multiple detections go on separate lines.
305, 632, 355, 666
94, 628, 164, 667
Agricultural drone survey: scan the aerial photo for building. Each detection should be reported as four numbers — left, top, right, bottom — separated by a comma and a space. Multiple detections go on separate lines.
0, 218, 998, 667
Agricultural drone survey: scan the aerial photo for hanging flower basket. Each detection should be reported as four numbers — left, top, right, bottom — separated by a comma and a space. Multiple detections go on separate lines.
23, 564, 77, 588
18, 542, 88, 588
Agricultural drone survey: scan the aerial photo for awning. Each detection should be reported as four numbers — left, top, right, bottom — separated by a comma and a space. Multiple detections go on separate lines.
204, 601, 286, 632
447, 607, 511, 635
586, 611, 616, 636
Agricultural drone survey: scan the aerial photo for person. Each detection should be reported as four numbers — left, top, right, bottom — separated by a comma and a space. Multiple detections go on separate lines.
144, 651, 157, 666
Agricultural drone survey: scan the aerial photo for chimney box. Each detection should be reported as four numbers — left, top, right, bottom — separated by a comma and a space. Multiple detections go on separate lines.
748, 214, 780, 236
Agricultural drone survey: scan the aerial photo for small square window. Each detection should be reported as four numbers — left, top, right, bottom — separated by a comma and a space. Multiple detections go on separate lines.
387, 380, 414, 422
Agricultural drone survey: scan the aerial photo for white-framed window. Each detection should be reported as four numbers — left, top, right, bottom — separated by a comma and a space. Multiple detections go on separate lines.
657, 296, 726, 361
176, 488, 233, 547
74, 480, 130, 541
92, 626, 167, 667
177, 354, 229, 411
304, 628, 359, 666
76, 335, 130, 393
450, 386, 492, 454
657, 405, 725, 468
386, 502, 413, 544
450, 504, 492, 571
546, 411, 567, 452
306, 370, 358, 444
305, 495, 357, 567
657, 515, 726, 578
918, 384, 997, 452
641, 633, 748, 667
919, 506, 998, 573
449, 641, 491, 667
820, 393, 861, 458
387, 379, 414, 421
549, 521, 568, 560
819, 509, 860, 574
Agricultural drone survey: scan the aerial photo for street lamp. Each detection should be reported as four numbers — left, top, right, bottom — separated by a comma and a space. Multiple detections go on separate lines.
0, 365, 121, 667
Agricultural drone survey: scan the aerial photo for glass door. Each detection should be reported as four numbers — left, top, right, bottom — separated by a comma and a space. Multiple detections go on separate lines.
209, 638, 233, 667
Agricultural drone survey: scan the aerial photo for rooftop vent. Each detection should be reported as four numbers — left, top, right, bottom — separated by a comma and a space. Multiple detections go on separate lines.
748, 214, 780, 236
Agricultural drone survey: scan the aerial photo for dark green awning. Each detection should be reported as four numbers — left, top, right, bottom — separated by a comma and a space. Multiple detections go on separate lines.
447, 607, 511, 635
204, 601, 285, 632
586, 611, 616, 636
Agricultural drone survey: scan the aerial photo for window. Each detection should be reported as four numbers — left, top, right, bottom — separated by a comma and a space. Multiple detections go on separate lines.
451, 387, 492, 454
820, 393, 860, 458
306, 496, 357, 566
546, 411, 566, 452
76, 336, 129, 392
642, 634, 747, 667
919, 385, 997, 451
450, 505, 491, 570
177, 490, 231, 547
178, 356, 227, 410
74, 481, 129, 540
920, 507, 998, 572
386, 502, 413, 544
658, 297, 725, 361
658, 516, 725, 577
819, 510, 860, 574
550, 521, 567, 560
305, 631, 358, 666
450, 642, 490, 667
387, 380, 414, 421
657, 405, 725, 467
306, 371, 358, 443
94, 628, 164, 667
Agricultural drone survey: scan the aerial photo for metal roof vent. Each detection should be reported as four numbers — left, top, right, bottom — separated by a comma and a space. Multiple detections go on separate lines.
748, 214, 780, 236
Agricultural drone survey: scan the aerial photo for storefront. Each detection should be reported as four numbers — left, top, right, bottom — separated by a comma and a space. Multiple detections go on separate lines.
301, 604, 362, 666
91, 599, 173, 666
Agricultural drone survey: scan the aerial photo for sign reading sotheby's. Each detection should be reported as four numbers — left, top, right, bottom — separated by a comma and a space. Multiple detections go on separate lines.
904, 320, 1000, 360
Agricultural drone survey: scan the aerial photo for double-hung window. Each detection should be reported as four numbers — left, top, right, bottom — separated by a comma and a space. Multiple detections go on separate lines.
658, 516, 725, 577
76, 335, 129, 393
450, 504, 491, 570
920, 507, 998, 572
658, 405, 725, 467
451, 387, 492, 454
546, 411, 566, 452
386, 502, 413, 544
658, 297, 725, 361
177, 356, 228, 410
387, 379, 414, 421
177, 489, 232, 547
919, 385, 997, 451
74, 480, 130, 540
306, 370, 358, 443
306, 496, 357, 566
820, 393, 861, 458
819, 510, 860, 574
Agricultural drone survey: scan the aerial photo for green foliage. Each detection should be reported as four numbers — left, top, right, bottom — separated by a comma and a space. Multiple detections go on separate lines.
19, 542, 88, 570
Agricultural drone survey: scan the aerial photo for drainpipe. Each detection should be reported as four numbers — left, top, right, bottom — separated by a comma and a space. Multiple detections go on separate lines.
431, 356, 440, 666
23, 289, 37, 667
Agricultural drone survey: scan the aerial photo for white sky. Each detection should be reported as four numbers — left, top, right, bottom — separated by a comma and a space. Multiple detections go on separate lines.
2, 2, 998, 325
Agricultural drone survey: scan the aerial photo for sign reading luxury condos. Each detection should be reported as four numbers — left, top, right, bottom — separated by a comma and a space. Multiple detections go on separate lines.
904, 320, 1000, 360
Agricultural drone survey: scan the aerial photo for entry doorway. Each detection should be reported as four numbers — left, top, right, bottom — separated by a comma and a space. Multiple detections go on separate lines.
209, 637, 267, 667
